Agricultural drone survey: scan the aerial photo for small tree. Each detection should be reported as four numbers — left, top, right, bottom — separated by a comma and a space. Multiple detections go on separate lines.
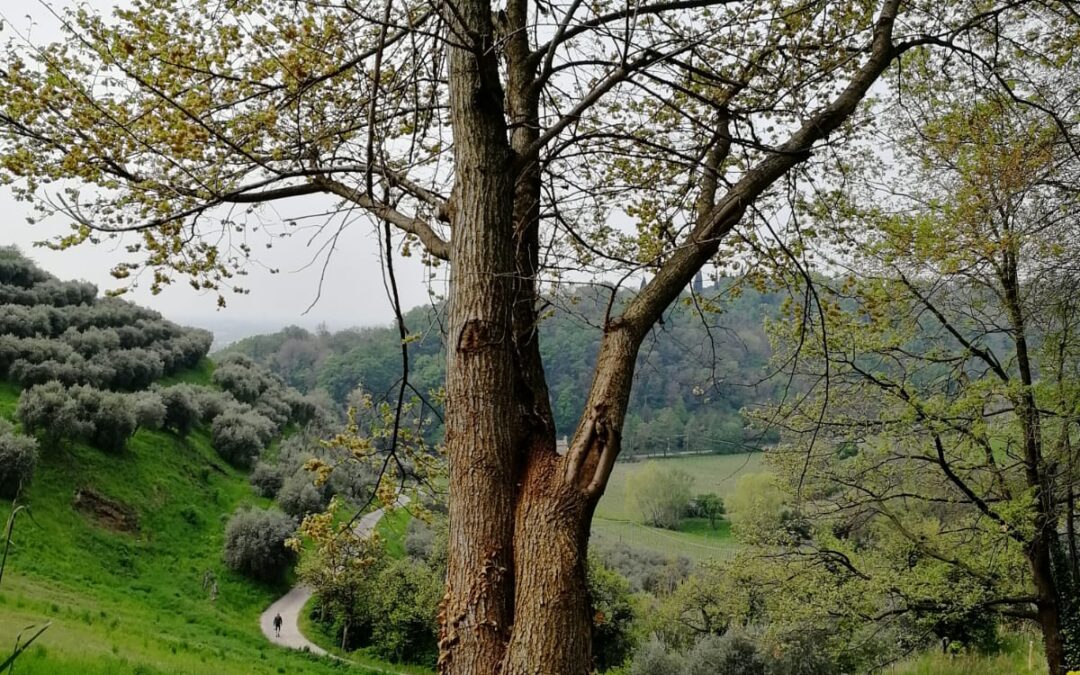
222, 507, 296, 582
17, 381, 89, 445
693, 493, 725, 530
726, 473, 788, 542
210, 408, 274, 468
276, 473, 327, 518
249, 462, 285, 499
131, 391, 166, 430
626, 462, 693, 530
0, 420, 38, 499
587, 557, 637, 672
160, 385, 201, 437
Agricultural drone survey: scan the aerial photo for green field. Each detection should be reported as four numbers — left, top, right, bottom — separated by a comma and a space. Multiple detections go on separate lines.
590, 452, 763, 560
0, 371, 374, 675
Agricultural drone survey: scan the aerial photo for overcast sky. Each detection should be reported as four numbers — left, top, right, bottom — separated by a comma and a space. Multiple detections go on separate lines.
0, 1, 435, 334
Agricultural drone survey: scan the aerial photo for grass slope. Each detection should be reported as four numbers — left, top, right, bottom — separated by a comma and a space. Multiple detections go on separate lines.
0, 368, 372, 675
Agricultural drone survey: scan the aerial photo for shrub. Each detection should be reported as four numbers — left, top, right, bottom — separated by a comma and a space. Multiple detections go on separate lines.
250, 462, 285, 498
17, 381, 91, 444
630, 637, 685, 675
276, 473, 327, 517
589, 558, 637, 671
132, 392, 166, 430
222, 507, 296, 582
212, 354, 270, 403
0, 420, 39, 499
70, 385, 139, 453
210, 408, 275, 468
160, 385, 201, 436
685, 631, 766, 675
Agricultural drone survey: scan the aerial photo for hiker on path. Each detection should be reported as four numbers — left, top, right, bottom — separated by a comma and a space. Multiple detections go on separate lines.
273, 613, 283, 637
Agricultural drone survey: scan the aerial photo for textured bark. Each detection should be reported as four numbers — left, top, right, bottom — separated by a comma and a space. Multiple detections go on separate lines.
438, 0, 518, 669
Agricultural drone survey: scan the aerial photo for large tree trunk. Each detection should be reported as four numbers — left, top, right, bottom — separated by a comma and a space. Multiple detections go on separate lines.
502, 453, 596, 674
438, 0, 519, 669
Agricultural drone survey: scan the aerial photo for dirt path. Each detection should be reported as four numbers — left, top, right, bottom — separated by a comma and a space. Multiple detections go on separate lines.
259, 501, 401, 655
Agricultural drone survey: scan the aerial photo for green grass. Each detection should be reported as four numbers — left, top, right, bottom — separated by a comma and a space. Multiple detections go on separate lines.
157, 358, 215, 387
376, 507, 412, 559
889, 633, 1047, 674
590, 453, 762, 560
0, 370, 384, 675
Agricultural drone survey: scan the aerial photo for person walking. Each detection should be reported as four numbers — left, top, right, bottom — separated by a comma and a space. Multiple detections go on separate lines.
273, 613, 283, 637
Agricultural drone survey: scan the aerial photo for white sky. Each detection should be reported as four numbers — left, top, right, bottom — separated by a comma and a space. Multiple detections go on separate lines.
0, 1, 435, 333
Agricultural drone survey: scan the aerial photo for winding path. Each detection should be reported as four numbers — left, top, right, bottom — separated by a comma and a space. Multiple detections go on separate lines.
260, 500, 405, 655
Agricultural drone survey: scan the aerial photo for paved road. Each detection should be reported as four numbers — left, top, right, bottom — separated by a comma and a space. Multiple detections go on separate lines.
259, 501, 401, 655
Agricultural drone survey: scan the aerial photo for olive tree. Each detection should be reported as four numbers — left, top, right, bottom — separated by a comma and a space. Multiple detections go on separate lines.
0, 420, 38, 499
2, 0, 1075, 671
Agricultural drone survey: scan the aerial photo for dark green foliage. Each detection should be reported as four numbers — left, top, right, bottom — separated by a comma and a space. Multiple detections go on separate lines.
222, 283, 785, 454
364, 558, 442, 665
588, 557, 638, 671
222, 507, 296, 582
0, 419, 38, 498
689, 493, 725, 529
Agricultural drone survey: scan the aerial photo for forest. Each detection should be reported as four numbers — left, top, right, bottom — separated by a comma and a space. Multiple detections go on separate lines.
222, 281, 783, 455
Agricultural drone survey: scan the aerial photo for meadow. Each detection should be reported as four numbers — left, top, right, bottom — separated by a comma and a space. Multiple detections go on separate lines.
591, 452, 764, 560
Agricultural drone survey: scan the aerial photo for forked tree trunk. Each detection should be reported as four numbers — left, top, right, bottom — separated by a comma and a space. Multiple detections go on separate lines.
436, 1, 906, 671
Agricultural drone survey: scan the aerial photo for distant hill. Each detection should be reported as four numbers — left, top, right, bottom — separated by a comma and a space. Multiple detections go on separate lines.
221, 282, 785, 455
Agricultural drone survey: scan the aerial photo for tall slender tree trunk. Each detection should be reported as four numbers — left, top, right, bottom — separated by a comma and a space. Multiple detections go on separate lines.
1003, 259, 1069, 675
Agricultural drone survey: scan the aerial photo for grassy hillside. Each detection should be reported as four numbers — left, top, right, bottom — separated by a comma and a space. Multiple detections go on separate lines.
0, 369, 366, 675
591, 453, 762, 560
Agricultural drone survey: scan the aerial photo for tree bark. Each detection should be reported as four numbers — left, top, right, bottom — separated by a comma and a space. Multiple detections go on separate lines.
438, 0, 519, 670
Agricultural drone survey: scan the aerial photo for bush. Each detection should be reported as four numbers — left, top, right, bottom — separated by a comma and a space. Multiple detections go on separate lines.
0, 420, 38, 499
250, 462, 285, 498
222, 507, 296, 582
685, 632, 766, 675
132, 392, 166, 430
210, 408, 275, 468
589, 557, 637, 671
70, 385, 138, 453
160, 385, 201, 436
17, 381, 91, 444
276, 473, 327, 517
630, 637, 685, 675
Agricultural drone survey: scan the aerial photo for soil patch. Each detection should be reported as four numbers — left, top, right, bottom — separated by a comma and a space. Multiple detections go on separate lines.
73, 488, 139, 533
